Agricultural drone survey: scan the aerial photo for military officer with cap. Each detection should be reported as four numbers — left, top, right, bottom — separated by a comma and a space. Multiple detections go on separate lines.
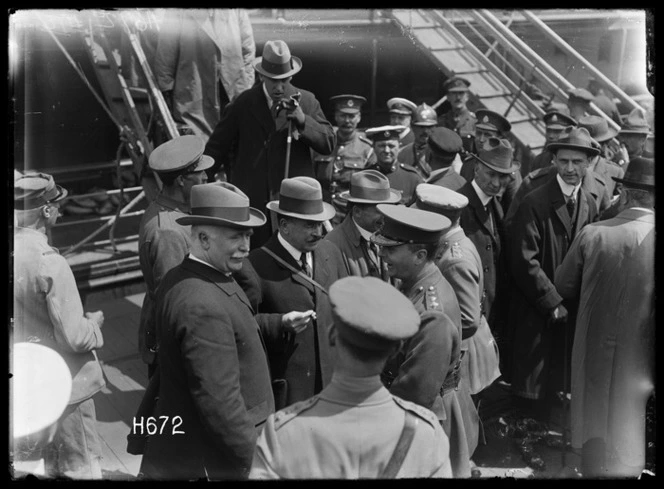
528, 110, 578, 174
439, 76, 476, 152
313, 94, 373, 225
425, 127, 467, 191
387, 97, 417, 147
325, 170, 401, 279
567, 87, 595, 121
14, 173, 106, 479
366, 125, 423, 205
398, 103, 439, 179
372, 205, 473, 478
138, 135, 213, 378
250, 276, 453, 479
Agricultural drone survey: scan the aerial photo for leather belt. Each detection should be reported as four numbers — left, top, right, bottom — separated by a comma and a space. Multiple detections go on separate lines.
440, 352, 464, 397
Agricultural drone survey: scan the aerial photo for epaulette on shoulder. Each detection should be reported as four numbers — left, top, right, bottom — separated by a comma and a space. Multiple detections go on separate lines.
449, 241, 464, 259
392, 396, 437, 429
273, 396, 320, 431
399, 163, 419, 174
424, 285, 442, 312
358, 135, 372, 146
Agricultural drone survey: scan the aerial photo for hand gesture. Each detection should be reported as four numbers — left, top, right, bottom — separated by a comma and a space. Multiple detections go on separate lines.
282, 310, 316, 334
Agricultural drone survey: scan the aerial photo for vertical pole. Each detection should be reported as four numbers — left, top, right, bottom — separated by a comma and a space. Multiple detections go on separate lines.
370, 38, 378, 126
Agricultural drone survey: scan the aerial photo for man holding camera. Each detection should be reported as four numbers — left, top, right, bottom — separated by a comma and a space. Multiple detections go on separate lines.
204, 40, 335, 248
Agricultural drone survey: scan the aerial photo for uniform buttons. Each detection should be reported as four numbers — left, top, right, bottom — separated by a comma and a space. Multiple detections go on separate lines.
336, 156, 341, 160
483, 267, 489, 273
418, 286, 424, 292
340, 145, 344, 149
428, 286, 435, 291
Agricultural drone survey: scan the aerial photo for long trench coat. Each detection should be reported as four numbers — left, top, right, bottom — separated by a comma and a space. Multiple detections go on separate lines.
554, 208, 655, 477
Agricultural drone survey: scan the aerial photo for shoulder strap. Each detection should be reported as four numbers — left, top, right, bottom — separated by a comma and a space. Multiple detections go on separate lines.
260, 246, 329, 296
379, 411, 417, 478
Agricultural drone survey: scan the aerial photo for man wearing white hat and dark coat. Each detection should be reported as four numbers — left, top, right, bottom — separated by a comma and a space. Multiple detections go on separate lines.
204, 40, 335, 248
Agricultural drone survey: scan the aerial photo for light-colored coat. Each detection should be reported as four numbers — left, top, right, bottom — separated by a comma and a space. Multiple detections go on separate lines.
154, 9, 256, 139
324, 214, 386, 279
554, 208, 655, 477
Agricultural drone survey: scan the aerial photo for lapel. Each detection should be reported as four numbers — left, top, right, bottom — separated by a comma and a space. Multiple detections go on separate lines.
312, 244, 330, 289
248, 84, 276, 138
190, 10, 224, 54
182, 257, 254, 312
548, 178, 574, 240
265, 235, 316, 294
466, 183, 498, 245
574, 187, 591, 237
344, 217, 382, 274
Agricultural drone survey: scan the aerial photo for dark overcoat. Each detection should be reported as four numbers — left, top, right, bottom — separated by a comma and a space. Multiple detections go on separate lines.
324, 214, 385, 279
141, 258, 274, 480
507, 177, 598, 400
247, 235, 348, 406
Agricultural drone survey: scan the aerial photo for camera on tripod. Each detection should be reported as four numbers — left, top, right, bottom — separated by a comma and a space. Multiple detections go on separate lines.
274, 92, 302, 114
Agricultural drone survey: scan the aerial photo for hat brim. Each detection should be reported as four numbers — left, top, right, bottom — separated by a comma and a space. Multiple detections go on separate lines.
176, 208, 267, 228
473, 154, 521, 174
592, 127, 619, 143
611, 176, 655, 191
266, 200, 336, 222
618, 129, 650, 135
446, 87, 469, 93
546, 142, 600, 157
253, 56, 302, 80
370, 232, 404, 247
195, 155, 215, 172
340, 189, 402, 205
50, 185, 69, 204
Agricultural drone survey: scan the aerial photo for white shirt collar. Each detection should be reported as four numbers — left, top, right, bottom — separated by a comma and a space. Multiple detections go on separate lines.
262, 82, 273, 109
398, 127, 411, 139
188, 253, 231, 276
556, 174, 582, 200
278, 232, 312, 268
352, 217, 373, 242
471, 179, 493, 208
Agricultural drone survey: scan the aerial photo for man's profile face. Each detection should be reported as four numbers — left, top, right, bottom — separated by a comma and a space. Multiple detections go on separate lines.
554, 148, 591, 186
353, 204, 385, 233
474, 127, 498, 148
389, 113, 411, 128
448, 91, 468, 111
374, 140, 400, 168
378, 243, 416, 281
205, 226, 253, 274
473, 163, 512, 197
335, 111, 361, 137
181, 170, 208, 204
545, 127, 566, 144
263, 75, 292, 102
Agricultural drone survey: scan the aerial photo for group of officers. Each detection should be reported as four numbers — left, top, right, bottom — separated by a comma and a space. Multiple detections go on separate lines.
12, 39, 654, 480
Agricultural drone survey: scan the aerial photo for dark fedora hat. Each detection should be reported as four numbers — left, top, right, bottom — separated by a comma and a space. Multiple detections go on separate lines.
15, 172, 68, 210
578, 115, 619, 143
473, 137, 520, 174
176, 182, 266, 228
339, 169, 401, 204
612, 157, 654, 191
267, 177, 336, 222
253, 40, 302, 80
546, 127, 600, 157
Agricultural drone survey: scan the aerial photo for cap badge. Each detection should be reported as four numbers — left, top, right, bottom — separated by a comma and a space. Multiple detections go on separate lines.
552, 115, 558, 122
347, 100, 354, 107
384, 131, 390, 138
483, 115, 489, 123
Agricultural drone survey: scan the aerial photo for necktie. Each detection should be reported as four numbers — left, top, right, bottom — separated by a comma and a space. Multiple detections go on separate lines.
485, 201, 495, 237
566, 195, 576, 219
300, 253, 312, 278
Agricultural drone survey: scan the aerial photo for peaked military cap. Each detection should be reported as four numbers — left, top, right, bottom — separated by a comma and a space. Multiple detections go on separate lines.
329, 276, 420, 352
15, 172, 68, 210
149, 135, 215, 174
387, 97, 417, 115
412, 183, 469, 214
330, 94, 367, 114
568, 87, 594, 103
476, 109, 511, 134
365, 125, 406, 142
371, 204, 450, 246
444, 76, 471, 93
543, 111, 577, 130
427, 127, 463, 156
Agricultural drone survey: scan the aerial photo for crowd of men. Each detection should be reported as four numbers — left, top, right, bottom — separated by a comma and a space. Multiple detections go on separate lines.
12, 38, 654, 480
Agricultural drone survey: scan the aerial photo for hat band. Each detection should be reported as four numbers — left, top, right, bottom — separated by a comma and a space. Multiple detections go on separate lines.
350, 185, 391, 201
279, 194, 324, 215
191, 206, 250, 222
261, 57, 294, 76
474, 153, 512, 171
15, 186, 63, 210
414, 199, 458, 216
622, 176, 655, 187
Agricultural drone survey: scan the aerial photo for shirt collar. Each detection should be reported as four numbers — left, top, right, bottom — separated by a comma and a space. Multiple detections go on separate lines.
352, 217, 373, 242
277, 232, 310, 265
262, 82, 273, 109
471, 179, 493, 207
556, 174, 582, 200
188, 253, 231, 276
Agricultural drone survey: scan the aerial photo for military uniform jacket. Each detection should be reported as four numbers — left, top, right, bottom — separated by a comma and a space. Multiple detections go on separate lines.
249, 373, 453, 479
426, 166, 467, 192
398, 142, 431, 179
313, 129, 373, 200
13, 227, 105, 405
324, 214, 386, 279
138, 194, 191, 365
382, 262, 474, 478
457, 181, 506, 326
508, 176, 599, 400
439, 108, 476, 152
399, 127, 415, 148
554, 209, 654, 474
141, 257, 274, 480
368, 161, 423, 205
246, 235, 348, 406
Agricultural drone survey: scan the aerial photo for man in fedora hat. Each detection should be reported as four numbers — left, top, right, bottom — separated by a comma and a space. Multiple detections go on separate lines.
507, 126, 601, 426
138, 135, 213, 378
398, 102, 439, 179
387, 97, 417, 147
555, 157, 654, 478
14, 173, 105, 479
439, 76, 476, 152
365, 125, 423, 205
616, 107, 651, 167
313, 94, 373, 225
577, 115, 624, 197
528, 110, 578, 174
250, 276, 453, 479
246, 177, 348, 409
204, 39, 335, 248
372, 205, 472, 478
140, 182, 275, 481
457, 137, 519, 360
424, 127, 467, 191
567, 87, 595, 121
325, 169, 401, 279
